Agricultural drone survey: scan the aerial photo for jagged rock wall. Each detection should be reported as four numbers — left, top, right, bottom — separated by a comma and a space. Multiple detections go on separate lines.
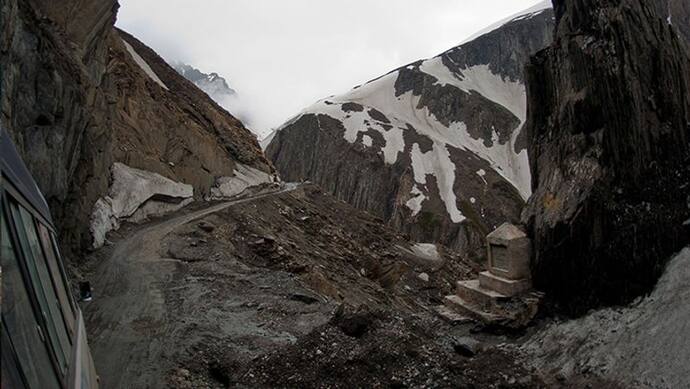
659, 0, 690, 45
0, 0, 272, 259
523, 0, 690, 314
1, 0, 115, 256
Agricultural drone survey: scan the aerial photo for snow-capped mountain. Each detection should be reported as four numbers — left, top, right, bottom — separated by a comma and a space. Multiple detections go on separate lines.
174, 62, 237, 103
266, 2, 554, 253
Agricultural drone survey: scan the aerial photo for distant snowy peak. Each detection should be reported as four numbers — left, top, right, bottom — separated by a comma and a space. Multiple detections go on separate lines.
461, 0, 552, 44
173, 62, 237, 101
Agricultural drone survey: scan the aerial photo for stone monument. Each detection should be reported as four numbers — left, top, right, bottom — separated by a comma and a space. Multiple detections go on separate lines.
438, 223, 537, 324
479, 223, 532, 296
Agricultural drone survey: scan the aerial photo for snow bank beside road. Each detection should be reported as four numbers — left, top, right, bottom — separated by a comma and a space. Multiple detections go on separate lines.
90, 163, 193, 248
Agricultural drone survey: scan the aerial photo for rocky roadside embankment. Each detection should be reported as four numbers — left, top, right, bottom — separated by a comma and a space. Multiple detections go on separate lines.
1, 0, 273, 261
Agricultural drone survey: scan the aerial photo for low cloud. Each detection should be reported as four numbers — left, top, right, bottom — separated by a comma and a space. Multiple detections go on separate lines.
117, 0, 542, 138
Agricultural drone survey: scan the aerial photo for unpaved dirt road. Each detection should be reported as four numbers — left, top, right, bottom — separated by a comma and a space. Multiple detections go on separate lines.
80, 182, 605, 388
83, 185, 303, 389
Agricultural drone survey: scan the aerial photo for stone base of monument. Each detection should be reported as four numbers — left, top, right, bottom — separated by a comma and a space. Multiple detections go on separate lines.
436, 223, 543, 327
478, 271, 531, 296
438, 280, 542, 327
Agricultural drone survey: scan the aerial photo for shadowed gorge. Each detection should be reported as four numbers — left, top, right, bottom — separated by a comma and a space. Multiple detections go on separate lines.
2, 1, 690, 388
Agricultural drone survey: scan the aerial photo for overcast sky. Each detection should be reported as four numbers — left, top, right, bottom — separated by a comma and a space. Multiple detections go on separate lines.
117, 0, 544, 137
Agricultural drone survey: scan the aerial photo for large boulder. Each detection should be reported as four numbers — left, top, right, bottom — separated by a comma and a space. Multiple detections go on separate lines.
522, 0, 690, 314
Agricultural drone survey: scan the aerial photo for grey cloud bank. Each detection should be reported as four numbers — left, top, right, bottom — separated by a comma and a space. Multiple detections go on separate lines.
117, 0, 542, 137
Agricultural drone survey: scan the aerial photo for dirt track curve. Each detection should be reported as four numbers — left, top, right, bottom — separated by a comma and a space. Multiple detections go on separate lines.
83, 185, 299, 389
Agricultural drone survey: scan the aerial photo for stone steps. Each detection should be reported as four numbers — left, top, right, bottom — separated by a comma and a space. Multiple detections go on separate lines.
436, 223, 540, 326
456, 280, 508, 309
478, 271, 531, 297
443, 295, 501, 323
434, 305, 473, 324
442, 276, 534, 325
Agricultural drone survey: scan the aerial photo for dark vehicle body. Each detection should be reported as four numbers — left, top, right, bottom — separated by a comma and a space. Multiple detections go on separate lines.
1, 127, 99, 388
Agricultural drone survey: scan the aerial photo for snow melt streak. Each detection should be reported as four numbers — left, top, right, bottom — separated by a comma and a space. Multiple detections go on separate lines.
123, 40, 169, 91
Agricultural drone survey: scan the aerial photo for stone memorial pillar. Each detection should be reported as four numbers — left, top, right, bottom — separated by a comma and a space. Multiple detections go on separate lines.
479, 223, 532, 296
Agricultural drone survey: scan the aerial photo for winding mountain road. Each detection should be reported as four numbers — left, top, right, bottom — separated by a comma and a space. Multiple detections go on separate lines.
83, 184, 299, 388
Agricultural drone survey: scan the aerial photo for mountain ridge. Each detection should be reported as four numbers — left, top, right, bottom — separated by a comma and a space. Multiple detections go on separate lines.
266, 3, 555, 254
173, 62, 237, 101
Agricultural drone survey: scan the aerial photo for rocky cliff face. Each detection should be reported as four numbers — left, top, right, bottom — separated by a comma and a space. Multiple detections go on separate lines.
660, 0, 690, 44
266, 3, 554, 255
1, 0, 272, 257
523, 0, 690, 314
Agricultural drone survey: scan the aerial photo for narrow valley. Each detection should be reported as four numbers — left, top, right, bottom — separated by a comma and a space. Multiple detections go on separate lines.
1, 0, 688, 388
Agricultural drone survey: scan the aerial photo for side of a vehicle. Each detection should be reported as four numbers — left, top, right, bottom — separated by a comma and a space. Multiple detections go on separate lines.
1, 128, 99, 389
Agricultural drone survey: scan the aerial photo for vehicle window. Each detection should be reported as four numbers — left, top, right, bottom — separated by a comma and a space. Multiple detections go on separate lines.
1, 215, 61, 389
9, 200, 71, 375
51, 232, 78, 313
37, 222, 76, 336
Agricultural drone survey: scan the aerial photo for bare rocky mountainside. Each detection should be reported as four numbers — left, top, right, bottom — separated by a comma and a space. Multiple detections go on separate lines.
3, 0, 690, 388
1, 0, 272, 259
266, 2, 554, 257
522, 0, 690, 314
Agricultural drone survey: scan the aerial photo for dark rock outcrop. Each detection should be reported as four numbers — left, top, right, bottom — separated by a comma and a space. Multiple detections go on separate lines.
267, 5, 554, 255
523, 0, 690, 314
659, 0, 690, 45
1, 0, 272, 258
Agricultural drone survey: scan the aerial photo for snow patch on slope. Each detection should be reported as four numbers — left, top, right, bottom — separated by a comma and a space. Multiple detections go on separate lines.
419, 57, 460, 87
523, 247, 690, 388
90, 163, 192, 248
406, 185, 426, 216
356, 65, 528, 197
339, 104, 404, 164
209, 163, 273, 199
294, 57, 532, 222
260, 129, 278, 150
123, 40, 169, 90
453, 64, 527, 122
416, 59, 532, 197
410, 142, 466, 223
